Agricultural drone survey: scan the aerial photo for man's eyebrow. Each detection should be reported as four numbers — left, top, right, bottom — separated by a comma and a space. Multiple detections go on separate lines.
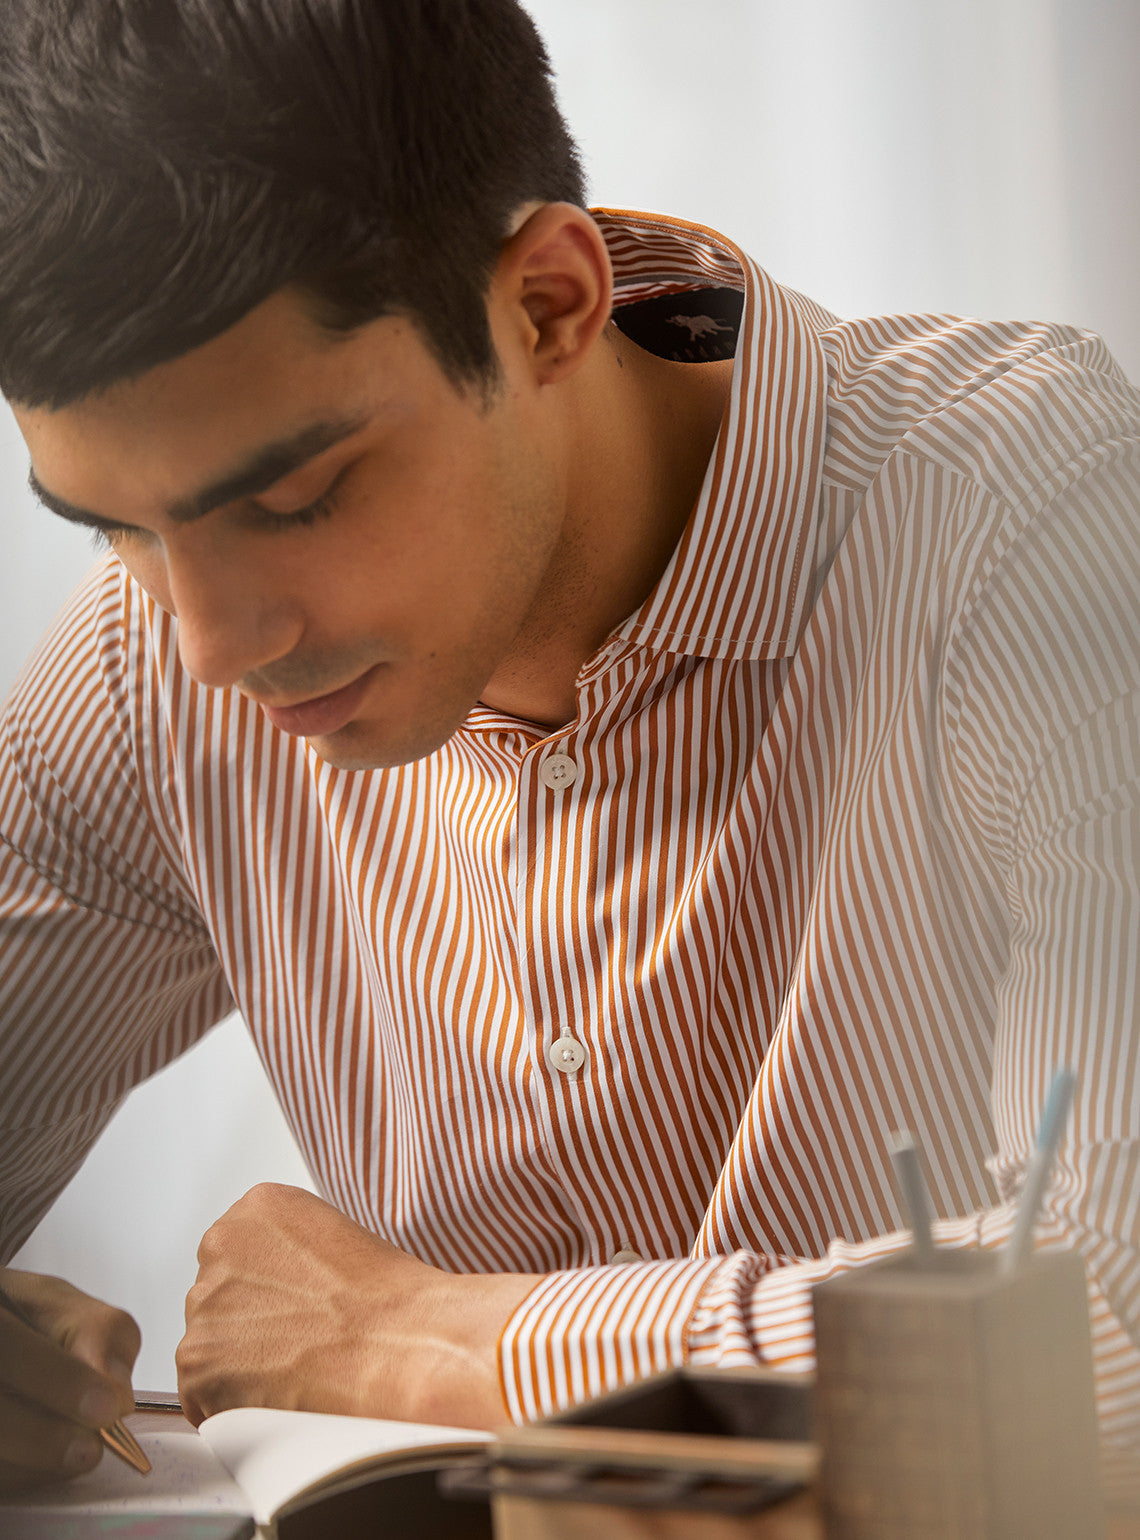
27, 471, 121, 533
168, 416, 369, 522
28, 415, 369, 532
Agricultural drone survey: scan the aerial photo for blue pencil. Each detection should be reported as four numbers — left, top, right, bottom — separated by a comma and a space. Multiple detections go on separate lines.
1001, 1067, 1077, 1277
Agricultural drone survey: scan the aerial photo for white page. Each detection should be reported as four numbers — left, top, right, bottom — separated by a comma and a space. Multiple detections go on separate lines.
199, 1406, 491, 1526
1, 1426, 249, 1517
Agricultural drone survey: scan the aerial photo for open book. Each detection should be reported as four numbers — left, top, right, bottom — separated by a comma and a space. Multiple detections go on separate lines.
3, 1404, 493, 1539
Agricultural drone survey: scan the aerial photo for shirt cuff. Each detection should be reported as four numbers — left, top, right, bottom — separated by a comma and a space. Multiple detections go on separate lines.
498, 1252, 762, 1423
498, 1226, 979, 1423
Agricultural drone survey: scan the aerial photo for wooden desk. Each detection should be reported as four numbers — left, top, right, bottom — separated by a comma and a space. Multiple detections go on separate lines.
752, 1492, 1140, 1540
499, 1490, 1140, 1540
494, 1481, 1140, 1539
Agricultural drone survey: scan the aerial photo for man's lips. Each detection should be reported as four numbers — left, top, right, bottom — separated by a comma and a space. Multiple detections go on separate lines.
256, 666, 381, 737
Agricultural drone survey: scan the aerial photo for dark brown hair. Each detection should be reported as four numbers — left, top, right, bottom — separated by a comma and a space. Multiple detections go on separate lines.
0, 0, 586, 406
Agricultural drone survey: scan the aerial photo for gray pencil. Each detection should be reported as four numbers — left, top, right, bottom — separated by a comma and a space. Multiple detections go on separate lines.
890, 1129, 935, 1263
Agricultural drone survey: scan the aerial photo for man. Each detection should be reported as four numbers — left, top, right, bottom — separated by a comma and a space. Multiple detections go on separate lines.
1, 0, 1137, 1500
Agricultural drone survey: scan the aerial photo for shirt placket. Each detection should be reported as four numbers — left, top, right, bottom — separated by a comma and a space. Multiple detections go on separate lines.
513, 725, 611, 1258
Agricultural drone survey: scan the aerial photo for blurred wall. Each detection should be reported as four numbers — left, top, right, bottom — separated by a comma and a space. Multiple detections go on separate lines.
4, 0, 1137, 1389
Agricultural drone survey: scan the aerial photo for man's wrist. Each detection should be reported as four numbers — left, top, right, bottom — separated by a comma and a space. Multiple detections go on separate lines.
377, 1269, 543, 1429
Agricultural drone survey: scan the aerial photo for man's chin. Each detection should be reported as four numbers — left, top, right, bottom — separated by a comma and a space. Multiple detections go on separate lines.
302, 712, 466, 772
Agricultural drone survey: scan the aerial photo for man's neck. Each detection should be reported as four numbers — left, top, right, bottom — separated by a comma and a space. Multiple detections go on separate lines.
478, 324, 734, 728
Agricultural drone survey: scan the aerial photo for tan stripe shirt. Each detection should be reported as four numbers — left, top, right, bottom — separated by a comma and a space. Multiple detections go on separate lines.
2, 209, 1138, 1489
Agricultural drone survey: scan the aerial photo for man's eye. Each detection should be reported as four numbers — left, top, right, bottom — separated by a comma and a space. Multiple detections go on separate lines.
258, 490, 338, 530
255, 467, 348, 531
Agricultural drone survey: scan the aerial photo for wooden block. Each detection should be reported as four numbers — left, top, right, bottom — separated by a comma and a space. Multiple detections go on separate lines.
812, 1250, 1104, 1540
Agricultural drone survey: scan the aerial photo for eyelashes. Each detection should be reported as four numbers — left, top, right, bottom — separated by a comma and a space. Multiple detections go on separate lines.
252, 462, 351, 531
90, 524, 131, 551
255, 489, 340, 530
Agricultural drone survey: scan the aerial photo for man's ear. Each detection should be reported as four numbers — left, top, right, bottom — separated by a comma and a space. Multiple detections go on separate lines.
492, 203, 613, 385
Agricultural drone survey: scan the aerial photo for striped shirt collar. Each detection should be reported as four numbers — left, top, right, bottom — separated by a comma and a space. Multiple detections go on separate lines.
596, 208, 831, 662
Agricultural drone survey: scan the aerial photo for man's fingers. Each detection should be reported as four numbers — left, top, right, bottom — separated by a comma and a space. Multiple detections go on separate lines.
0, 1305, 124, 1429
66, 1305, 141, 1395
0, 1389, 103, 1488
4, 1268, 140, 1391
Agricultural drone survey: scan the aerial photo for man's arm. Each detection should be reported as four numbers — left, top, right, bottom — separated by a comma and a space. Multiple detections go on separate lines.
0, 561, 233, 1482
0, 561, 233, 1263
175, 1183, 539, 1428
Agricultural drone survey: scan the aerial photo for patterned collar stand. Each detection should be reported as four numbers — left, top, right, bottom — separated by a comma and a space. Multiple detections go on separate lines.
594, 208, 831, 663
613, 286, 744, 364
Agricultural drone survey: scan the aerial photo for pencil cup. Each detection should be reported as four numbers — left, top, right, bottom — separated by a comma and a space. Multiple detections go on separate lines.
812, 1248, 1104, 1540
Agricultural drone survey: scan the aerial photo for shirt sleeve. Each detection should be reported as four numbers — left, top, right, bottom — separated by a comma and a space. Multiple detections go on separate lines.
0, 559, 233, 1260
499, 433, 1140, 1498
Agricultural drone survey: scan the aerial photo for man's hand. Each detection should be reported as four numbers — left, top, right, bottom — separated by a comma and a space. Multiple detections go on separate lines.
0, 1265, 139, 1492
177, 1184, 541, 1429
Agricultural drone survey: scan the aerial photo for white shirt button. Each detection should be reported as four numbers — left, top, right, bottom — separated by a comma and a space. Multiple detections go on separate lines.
546, 1035, 587, 1074
538, 753, 578, 790
610, 1249, 642, 1265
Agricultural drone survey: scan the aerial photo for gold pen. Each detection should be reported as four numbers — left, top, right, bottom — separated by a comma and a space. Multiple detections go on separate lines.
0, 1283, 151, 1476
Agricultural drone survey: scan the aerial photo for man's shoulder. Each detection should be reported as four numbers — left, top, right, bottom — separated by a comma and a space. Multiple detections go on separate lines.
816, 309, 1139, 504
5, 555, 139, 722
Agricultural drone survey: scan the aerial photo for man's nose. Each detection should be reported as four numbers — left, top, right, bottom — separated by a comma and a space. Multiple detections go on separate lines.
163, 539, 302, 691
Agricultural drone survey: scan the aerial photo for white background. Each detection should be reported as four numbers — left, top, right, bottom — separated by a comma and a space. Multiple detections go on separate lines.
5, 0, 1138, 1390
